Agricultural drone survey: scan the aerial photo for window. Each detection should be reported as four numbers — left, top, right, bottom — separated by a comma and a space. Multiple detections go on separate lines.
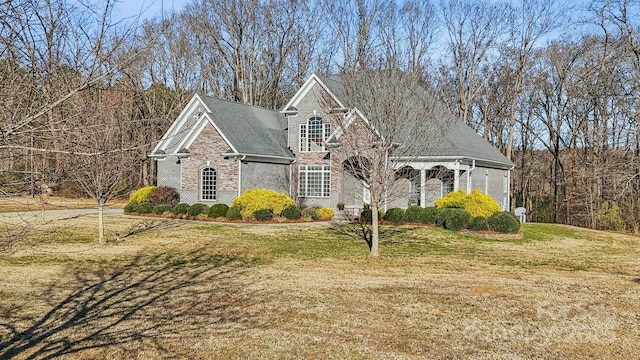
299, 165, 330, 197
299, 116, 331, 152
442, 172, 454, 197
201, 167, 216, 200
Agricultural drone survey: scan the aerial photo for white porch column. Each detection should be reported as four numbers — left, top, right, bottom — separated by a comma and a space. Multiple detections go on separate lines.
454, 168, 460, 192
420, 169, 426, 208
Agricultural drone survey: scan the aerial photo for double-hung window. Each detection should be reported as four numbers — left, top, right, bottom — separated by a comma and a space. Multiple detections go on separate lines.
299, 116, 331, 152
299, 165, 330, 197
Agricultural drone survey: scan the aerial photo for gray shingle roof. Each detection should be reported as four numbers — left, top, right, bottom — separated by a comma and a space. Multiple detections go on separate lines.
198, 96, 292, 159
317, 74, 513, 167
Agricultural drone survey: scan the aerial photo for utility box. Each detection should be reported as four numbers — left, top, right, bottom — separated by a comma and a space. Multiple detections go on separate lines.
515, 207, 526, 223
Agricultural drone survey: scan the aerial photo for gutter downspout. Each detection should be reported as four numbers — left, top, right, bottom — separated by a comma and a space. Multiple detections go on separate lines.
467, 159, 476, 194
289, 159, 297, 198
507, 165, 515, 211
237, 155, 246, 198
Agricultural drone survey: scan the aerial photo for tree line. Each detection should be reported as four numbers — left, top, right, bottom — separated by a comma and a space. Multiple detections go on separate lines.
1, 0, 639, 232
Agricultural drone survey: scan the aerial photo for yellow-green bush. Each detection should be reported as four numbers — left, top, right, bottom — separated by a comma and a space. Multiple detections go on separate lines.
465, 189, 500, 218
130, 186, 156, 203
232, 188, 295, 220
317, 207, 335, 220
435, 190, 466, 209
436, 189, 500, 218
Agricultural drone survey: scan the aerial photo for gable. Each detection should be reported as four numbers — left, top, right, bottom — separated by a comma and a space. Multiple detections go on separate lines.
281, 73, 347, 114
150, 94, 209, 156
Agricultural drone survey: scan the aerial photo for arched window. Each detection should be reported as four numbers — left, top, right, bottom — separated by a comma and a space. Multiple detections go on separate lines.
299, 115, 331, 152
200, 167, 216, 200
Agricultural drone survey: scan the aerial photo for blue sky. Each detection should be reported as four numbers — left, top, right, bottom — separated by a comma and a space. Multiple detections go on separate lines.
114, 0, 189, 21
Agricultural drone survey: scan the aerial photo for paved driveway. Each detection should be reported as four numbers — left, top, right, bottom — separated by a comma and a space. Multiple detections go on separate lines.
0, 208, 123, 221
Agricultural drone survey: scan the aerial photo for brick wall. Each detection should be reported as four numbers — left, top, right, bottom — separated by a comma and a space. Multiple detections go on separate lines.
180, 123, 238, 204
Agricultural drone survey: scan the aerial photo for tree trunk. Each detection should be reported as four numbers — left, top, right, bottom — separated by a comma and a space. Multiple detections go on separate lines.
98, 204, 105, 246
369, 204, 379, 257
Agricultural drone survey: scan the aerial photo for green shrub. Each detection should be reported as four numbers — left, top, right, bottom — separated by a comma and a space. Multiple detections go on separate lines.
435, 208, 450, 227
435, 190, 466, 209
232, 188, 295, 220
136, 201, 154, 214
301, 207, 320, 221
152, 204, 172, 215
130, 186, 156, 203
359, 209, 372, 223
317, 207, 335, 220
488, 211, 520, 233
253, 209, 274, 222
384, 208, 405, 224
467, 216, 489, 231
208, 203, 229, 218
226, 205, 242, 220
172, 203, 190, 215
421, 207, 438, 224
187, 203, 209, 217
281, 205, 301, 220
404, 205, 423, 223
149, 186, 180, 207
465, 189, 501, 218
442, 208, 471, 231
359, 208, 384, 223
124, 201, 139, 214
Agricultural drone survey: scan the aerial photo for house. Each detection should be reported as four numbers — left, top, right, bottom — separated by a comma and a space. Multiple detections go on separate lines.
149, 73, 514, 211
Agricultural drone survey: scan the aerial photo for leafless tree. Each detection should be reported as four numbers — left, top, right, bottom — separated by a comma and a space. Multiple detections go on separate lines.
328, 67, 451, 256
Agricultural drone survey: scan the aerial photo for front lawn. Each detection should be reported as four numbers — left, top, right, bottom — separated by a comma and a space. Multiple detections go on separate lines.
0, 216, 638, 359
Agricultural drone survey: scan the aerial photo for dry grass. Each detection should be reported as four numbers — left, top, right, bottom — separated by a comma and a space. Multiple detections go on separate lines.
0, 216, 639, 359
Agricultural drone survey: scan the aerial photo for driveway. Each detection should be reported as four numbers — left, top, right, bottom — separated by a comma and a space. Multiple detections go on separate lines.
0, 208, 123, 221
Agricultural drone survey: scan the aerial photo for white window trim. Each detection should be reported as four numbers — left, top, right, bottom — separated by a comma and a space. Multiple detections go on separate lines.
200, 167, 217, 201
298, 164, 331, 198
299, 117, 331, 152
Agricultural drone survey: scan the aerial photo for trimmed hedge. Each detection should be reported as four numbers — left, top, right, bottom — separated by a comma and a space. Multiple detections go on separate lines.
404, 205, 423, 223
384, 207, 405, 224
421, 207, 438, 224
172, 203, 190, 215
136, 201, 154, 214
467, 216, 489, 231
281, 205, 301, 220
253, 209, 274, 222
208, 203, 229, 218
187, 203, 209, 217
359, 209, 383, 223
152, 204, 173, 215
149, 186, 180, 207
439, 208, 471, 231
226, 206, 242, 220
488, 211, 520, 233
124, 201, 138, 214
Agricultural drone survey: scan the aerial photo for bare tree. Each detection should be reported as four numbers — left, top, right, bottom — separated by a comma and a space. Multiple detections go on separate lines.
328, 68, 451, 256
438, 0, 510, 127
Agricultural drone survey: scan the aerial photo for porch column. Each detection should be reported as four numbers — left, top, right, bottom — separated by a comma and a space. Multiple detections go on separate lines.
454, 168, 460, 192
420, 169, 426, 208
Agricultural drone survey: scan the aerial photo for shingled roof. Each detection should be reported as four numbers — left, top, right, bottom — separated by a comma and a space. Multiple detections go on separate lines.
315, 74, 513, 168
151, 94, 293, 161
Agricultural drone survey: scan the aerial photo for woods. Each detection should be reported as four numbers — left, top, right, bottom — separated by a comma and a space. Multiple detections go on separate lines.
1, 0, 640, 232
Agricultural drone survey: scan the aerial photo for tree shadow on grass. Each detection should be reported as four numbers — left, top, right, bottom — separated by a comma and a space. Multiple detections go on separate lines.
0, 251, 262, 359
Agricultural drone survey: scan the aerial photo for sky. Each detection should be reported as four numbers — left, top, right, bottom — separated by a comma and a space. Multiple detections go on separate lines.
113, 0, 190, 22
